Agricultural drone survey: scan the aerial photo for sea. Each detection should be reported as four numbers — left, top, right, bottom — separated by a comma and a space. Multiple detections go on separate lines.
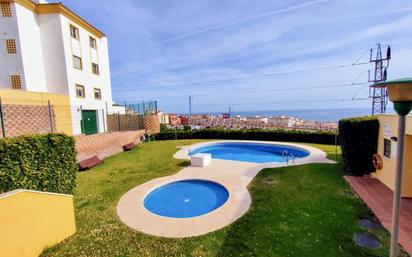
195, 107, 395, 122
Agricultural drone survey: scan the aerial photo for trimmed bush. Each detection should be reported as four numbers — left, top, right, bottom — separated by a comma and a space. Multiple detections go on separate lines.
339, 116, 379, 176
0, 133, 77, 194
154, 129, 337, 145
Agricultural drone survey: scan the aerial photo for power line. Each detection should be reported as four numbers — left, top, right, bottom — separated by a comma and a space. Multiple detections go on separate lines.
114, 61, 369, 93
121, 42, 378, 81
114, 39, 411, 84
158, 97, 369, 108
119, 82, 368, 101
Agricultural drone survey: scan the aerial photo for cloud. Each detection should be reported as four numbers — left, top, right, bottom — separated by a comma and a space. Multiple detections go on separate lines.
63, 0, 412, 113
158, 0, 334, 43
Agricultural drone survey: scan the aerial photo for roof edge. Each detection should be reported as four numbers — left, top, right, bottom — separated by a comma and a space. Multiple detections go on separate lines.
10, 0, 105, 38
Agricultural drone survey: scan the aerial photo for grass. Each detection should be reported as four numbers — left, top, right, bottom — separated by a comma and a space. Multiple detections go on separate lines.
41, 140, 406, 257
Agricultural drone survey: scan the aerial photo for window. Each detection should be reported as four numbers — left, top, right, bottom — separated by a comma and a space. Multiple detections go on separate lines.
10, 75, 21, 89
75, 85, 85, 98
89, 36, 97, 49
384, 139, 391, 158
70, 25, 79, 40
6, 39, 16, 54
73, 55, 82, 69
94, 88, 101, 100
91, 63, 99, 75
1, 2, 12, 17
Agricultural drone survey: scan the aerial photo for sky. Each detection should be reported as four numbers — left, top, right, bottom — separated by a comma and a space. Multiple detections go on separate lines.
61, 0, 412, 113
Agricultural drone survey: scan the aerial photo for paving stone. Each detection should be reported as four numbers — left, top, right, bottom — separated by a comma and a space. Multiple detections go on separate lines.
353, 233, 380, 249
358, 219, 382, 230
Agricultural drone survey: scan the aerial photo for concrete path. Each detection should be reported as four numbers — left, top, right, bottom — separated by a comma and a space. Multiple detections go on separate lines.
117, 141, 335, 238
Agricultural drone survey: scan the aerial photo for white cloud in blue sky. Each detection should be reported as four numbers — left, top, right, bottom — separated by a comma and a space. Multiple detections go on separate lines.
63, 0, 412, 113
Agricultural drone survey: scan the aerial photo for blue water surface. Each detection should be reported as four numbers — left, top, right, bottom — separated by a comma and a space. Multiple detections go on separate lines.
144, 180, 229, 218
189, 142, 309, 163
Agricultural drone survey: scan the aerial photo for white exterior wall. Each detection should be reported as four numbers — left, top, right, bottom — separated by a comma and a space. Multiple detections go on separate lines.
0, 3, 25, 89
111, 105, 126, 115
14, 3, 47, 92
59, 15, 112, 135
38, 13, 68, 94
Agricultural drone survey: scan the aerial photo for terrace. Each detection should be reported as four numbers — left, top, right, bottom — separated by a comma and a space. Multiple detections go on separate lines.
345, 176, 412, 255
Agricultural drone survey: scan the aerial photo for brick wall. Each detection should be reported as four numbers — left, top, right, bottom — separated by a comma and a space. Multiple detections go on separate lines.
75, 131, 145, 162
0, 104, 56, 138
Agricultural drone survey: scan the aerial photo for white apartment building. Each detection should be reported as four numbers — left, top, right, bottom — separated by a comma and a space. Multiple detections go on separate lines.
0, 0, 114, 135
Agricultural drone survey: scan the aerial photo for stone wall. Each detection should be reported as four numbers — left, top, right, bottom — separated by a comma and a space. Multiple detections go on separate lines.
0, 104, 56, 138
75, 131, 145, 162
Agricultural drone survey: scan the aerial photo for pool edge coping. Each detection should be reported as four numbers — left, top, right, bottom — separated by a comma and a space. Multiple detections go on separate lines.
174, 140, 334, 166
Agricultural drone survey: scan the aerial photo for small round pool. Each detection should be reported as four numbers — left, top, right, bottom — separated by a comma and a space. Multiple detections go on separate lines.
144, 180, 229, 218
189, 142, 310, 163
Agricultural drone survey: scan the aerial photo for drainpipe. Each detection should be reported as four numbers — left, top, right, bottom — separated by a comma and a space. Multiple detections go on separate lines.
48, 100, 53, 133
80, 105, 85, 134
102, 109, 106, 133
0, 97, 5, 138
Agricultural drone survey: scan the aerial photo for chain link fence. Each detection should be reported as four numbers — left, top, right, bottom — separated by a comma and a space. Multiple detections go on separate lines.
107, 100, 160, 133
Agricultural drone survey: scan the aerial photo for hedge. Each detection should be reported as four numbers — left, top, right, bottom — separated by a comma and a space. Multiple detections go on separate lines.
0, 133, 77, 194
154, 129, 337, 145
339, 116, 379, 176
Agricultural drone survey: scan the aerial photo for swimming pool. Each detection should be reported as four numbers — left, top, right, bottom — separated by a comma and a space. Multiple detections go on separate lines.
144, 180, 229, 218
188, 142, 310, 163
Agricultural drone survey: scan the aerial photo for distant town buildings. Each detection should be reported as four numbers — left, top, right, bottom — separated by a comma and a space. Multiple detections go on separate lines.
159, 112, 338, 131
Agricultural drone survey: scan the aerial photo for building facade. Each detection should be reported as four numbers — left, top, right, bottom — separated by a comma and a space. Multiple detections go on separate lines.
374, 114, 412, 197
0, 0, 114, 135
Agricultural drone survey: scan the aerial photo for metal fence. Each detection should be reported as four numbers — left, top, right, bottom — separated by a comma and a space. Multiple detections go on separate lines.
108, 100, 160, 133
120, 100, 158, 115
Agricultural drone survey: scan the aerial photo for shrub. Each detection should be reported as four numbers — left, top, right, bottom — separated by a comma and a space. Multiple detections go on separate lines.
160, 124, 168, 132
183, 125, 192, 131
154, 129, 337, 145
0, 133, 77, 194
339, 116, 379, 176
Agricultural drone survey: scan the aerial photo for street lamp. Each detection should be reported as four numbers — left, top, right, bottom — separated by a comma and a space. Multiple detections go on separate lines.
373, 78, 412, 257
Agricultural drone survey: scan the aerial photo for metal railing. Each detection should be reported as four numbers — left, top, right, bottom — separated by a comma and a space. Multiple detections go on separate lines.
122, 100, 158, 115
282, 150, 295, 165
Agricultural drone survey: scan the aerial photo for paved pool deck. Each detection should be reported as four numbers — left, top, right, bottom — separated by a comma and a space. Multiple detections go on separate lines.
117, 140, 336, 238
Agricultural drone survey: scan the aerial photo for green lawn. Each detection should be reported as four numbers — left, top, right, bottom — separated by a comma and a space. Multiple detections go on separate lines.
41, 140, 405, 257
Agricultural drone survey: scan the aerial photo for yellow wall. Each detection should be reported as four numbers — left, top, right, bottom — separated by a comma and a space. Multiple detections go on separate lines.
374, 114, 412, 197
0, 190, 76, 257
0, 89, 73, 135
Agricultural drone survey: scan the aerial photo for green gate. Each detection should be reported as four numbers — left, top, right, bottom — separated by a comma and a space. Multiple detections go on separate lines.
81, 110, 98, 135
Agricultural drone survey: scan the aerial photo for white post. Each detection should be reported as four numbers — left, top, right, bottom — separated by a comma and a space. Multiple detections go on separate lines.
389, 114, 406, 257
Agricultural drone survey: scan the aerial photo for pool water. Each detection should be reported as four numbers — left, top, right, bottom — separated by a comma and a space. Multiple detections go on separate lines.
189, 142, 309, 163
144, 180, 229, 218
